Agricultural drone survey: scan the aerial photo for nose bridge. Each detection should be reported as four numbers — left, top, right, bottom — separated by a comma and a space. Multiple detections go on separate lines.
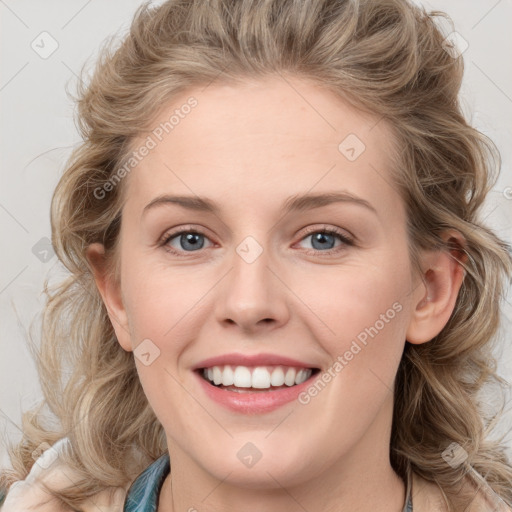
215, 234, 289, 330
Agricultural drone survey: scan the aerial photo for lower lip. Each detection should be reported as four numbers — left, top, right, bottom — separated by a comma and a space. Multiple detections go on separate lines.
193, 369, 319, 414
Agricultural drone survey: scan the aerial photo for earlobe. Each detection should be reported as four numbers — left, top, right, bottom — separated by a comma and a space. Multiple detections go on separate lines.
406, 231, 467, 345
85, 242, 133, 352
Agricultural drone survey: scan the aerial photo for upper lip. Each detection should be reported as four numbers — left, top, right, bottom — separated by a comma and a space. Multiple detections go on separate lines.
192, 353, 320, 370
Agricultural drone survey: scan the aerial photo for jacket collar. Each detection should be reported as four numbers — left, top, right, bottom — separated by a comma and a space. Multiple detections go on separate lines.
123, 453, 170, 512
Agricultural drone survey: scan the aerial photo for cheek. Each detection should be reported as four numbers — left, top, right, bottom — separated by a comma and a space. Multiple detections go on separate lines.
294, 257, 411, 393
121, 260, 206, 340
296, 256, 410, 339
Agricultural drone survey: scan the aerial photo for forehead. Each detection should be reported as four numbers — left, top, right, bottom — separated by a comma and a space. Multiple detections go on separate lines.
121, 76, 403, 220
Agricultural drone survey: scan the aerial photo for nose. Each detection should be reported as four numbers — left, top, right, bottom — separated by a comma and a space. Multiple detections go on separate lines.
214, 239, 290, 334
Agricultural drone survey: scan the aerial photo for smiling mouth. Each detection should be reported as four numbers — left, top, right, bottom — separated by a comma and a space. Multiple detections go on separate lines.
196, 366, 321, 392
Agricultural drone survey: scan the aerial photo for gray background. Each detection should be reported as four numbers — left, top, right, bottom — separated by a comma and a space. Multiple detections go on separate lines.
1, 0, 511, 468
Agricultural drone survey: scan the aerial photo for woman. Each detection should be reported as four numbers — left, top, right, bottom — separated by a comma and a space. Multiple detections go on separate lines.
1, 0, 511, 510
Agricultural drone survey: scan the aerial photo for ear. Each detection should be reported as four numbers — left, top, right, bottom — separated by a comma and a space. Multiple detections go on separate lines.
406, 230, 467, 345
85, 242, 133, 352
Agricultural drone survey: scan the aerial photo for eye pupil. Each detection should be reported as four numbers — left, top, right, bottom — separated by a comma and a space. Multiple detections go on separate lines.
311, 232, 335, 250
181, 232, 204, 251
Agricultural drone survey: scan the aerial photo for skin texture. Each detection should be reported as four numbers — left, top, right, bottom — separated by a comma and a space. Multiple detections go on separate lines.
87, 75, 466, 512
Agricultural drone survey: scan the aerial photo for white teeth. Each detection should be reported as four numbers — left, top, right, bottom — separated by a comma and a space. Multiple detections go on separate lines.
270, 367, 285, 386
221, 365, 234, 386
295, 368, 309, 385
284, 368, 296, 386
252, 367, 270, 389
201, 365, 313, 389
212, 366, 222, 385
233, 366, 252, 388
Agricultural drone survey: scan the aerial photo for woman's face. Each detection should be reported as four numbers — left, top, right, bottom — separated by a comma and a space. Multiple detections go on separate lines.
97, 76, 429, 491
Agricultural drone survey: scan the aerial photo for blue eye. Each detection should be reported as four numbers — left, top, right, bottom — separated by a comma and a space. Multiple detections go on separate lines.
162, 229, 212, 253
306, 232, 337, 250
160, 226, 354, 257
297, 228, 354, 255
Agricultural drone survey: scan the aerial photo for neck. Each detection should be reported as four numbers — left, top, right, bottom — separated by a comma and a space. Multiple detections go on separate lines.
158, 397, 406, 512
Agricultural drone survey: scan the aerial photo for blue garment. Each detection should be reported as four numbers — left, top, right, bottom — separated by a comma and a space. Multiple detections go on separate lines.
404, 465, 413, 512
122, 454, 413, 511
123, 453, 170, 512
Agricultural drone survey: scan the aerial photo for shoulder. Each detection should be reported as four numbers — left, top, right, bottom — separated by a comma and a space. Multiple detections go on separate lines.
0, 439, 128, 512
412, 471, 512, 512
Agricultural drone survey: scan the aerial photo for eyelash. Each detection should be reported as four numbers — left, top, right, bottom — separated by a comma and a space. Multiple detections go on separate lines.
159, 225, 354, 258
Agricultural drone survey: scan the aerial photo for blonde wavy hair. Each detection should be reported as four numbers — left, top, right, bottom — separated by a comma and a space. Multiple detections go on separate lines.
2, 0, 512, 510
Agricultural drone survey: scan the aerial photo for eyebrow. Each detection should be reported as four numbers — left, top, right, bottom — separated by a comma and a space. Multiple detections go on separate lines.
142, 191, 378, 217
